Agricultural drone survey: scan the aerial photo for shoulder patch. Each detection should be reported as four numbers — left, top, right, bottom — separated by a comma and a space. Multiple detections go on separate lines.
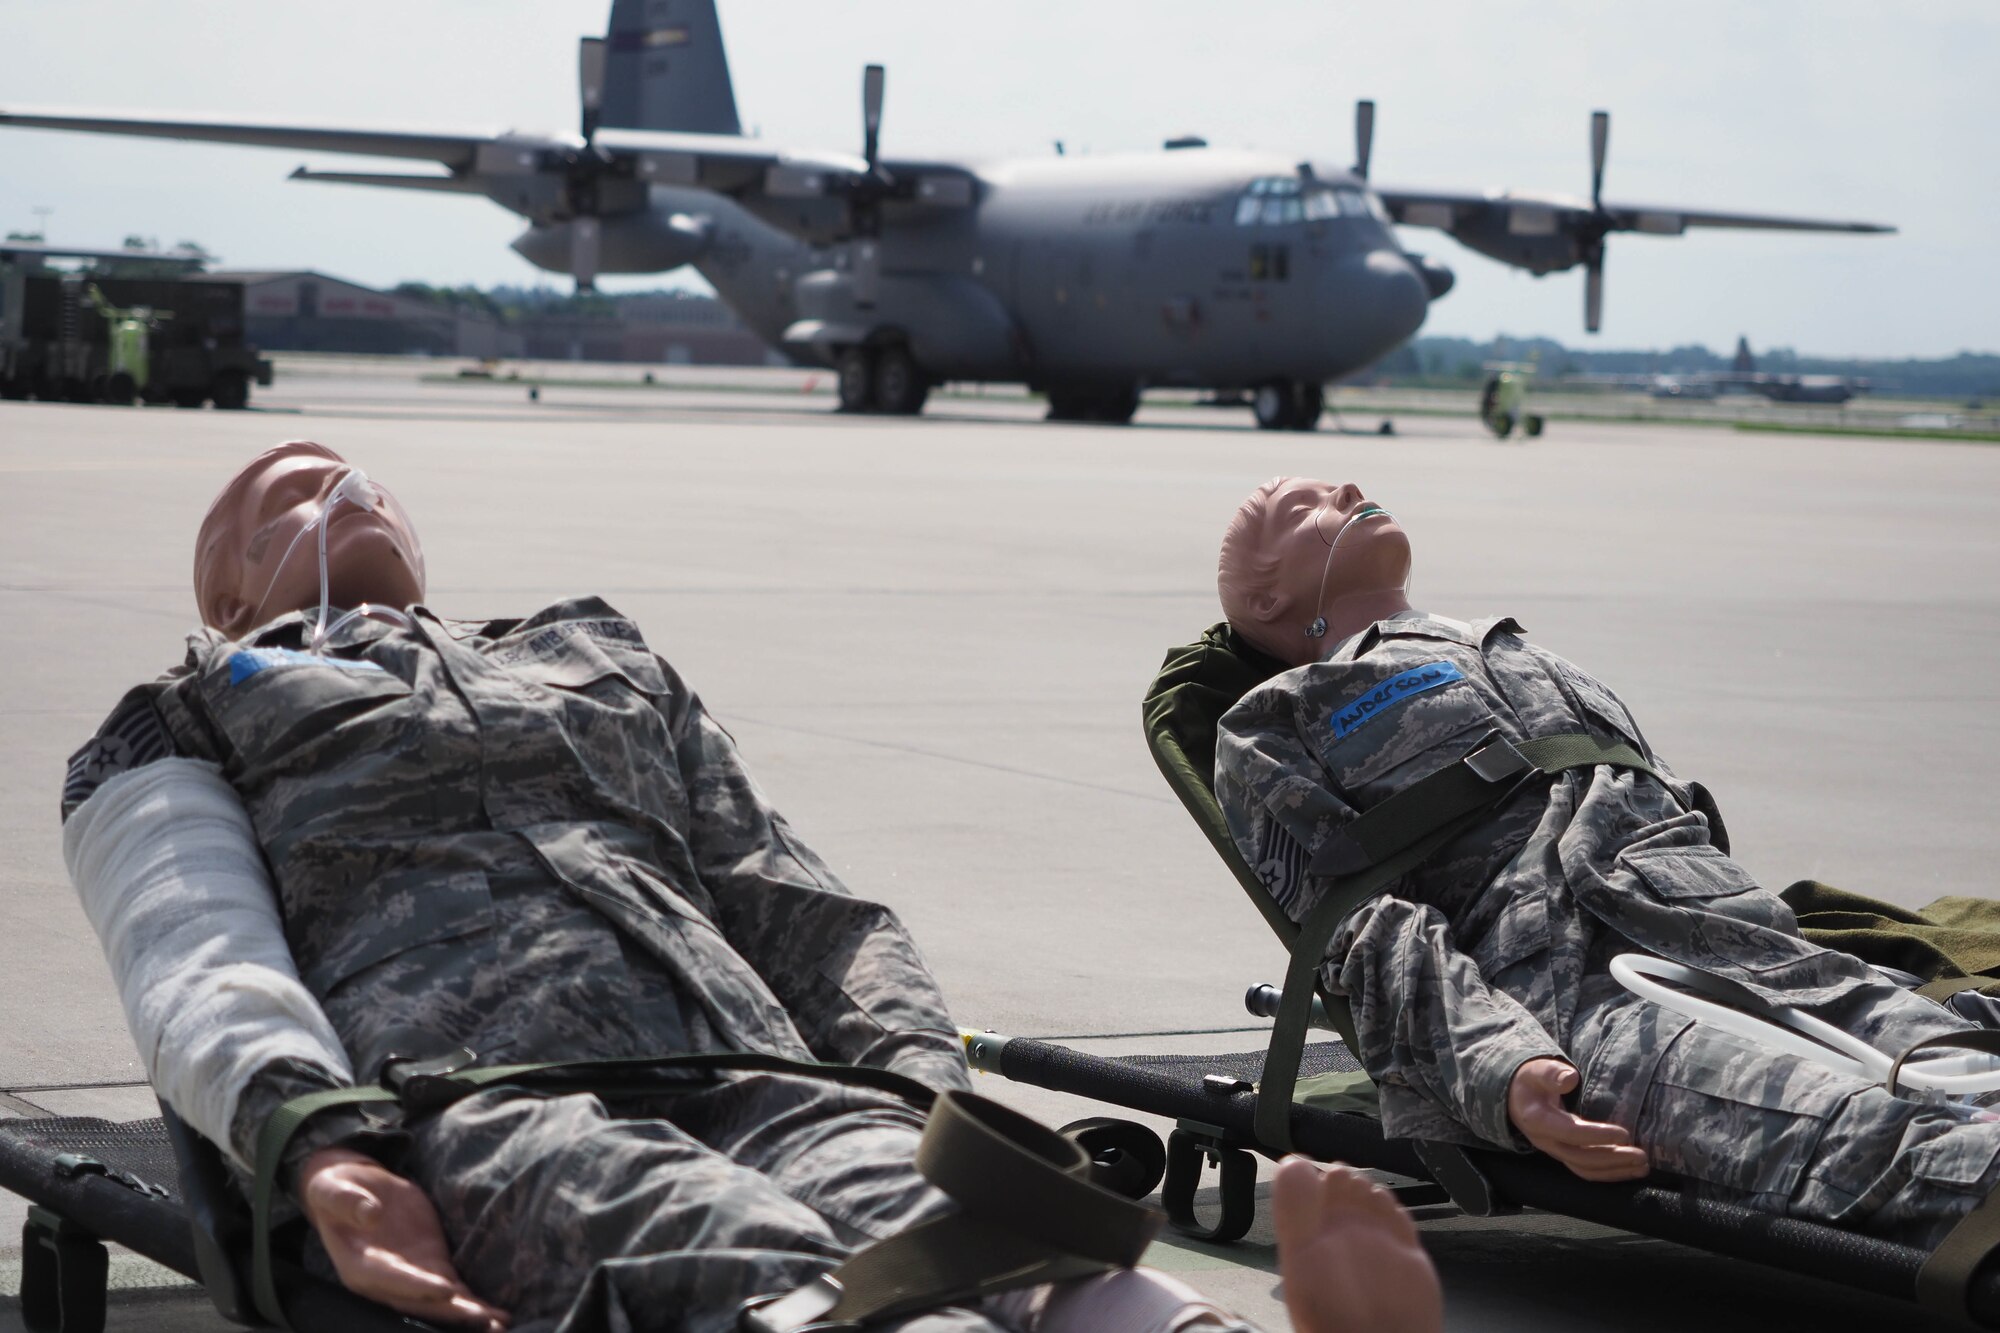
62, 692, 180, 820
1330, 661, 1464, 739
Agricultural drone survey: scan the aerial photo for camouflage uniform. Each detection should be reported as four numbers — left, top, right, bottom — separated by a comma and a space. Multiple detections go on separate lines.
1217, 610, 2000, 1248
63, 598, 1010, 1333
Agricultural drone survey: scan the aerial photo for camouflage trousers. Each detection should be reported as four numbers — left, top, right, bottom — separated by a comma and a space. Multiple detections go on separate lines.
402, 1073, 1024, 1333
1569, 971, 2000, 1248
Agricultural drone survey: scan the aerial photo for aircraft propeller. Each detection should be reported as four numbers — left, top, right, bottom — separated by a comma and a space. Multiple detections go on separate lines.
1581, 109, 1610, 332
849, 63, 892, 305
566, 37, 611, 291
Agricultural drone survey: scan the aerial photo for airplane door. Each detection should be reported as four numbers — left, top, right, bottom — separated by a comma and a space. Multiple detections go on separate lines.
1015, 235, 1084, 369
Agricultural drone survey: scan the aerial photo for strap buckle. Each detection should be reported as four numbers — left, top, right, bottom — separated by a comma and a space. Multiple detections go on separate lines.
1463, 735, 1529, 783
379, 1047, 478, 1112
740, 1275, 853, 1332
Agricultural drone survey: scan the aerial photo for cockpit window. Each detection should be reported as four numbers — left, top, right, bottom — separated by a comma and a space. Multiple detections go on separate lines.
1240, 177, 1384, 226
1236, 176, 1304, 225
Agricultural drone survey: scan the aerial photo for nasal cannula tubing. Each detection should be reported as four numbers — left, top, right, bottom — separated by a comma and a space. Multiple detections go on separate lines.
1305, 502, 1396, 639
252, 466, 410, 653
1611, 954, 2000, 1096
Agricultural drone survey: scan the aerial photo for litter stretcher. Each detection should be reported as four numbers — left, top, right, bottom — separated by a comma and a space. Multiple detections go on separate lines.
6, 622, 2000, 1330
965, 623, 2000, 1328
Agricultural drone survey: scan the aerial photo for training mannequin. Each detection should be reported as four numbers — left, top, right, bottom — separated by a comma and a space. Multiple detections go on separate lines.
60, 444, 1449, 1333
1215, 476, 2000, 1242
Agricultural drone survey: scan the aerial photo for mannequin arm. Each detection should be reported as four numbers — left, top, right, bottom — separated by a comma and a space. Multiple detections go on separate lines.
662, 669, 969, 1091
61, 752, 376, 1170
1330, 893, 1569, 1148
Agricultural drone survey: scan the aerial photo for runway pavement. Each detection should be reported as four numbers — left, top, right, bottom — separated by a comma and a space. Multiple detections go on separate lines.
2, 369, 1996, 1331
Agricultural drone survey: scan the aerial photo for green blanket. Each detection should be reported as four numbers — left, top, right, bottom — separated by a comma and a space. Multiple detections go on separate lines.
1783, 880, 2000, 1000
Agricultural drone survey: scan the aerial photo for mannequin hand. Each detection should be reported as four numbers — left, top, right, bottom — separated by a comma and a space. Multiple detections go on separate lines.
1505, 1058, 1649, 1182
296, 1148, 510, 1331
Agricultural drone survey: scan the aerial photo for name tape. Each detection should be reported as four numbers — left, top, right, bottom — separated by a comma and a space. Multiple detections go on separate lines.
229, 647, 387, 686
1330, 661, 1464, 739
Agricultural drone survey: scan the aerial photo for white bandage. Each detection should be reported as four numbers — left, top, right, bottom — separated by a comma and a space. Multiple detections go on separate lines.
63, 758, 352, 1169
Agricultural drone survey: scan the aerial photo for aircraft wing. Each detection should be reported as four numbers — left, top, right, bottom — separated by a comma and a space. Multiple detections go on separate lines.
0, 105, 964, 244
1600, 203, 1894, 235
0, 106, 500, 169
1377, 186, 1893, 238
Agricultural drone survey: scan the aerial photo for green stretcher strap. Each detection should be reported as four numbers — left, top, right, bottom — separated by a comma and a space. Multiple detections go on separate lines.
249, 1084, 399, 1329
1260, 731, 1657, 1154
749, 1091, 1162, 1331
1917, 974, 2000, 1003
1313, 732, 1656, 877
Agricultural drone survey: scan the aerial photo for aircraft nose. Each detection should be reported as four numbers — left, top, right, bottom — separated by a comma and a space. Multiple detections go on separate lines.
1326, 248, 1429, 365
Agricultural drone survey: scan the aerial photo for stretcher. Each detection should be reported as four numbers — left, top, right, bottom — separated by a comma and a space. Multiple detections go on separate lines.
6, 622, 2000, 1330
965, 623, 2000, 1328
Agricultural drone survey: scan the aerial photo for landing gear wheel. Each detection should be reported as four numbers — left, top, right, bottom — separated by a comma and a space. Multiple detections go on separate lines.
210, 372, 249, 411
1045, 387, 1091, 422
871, 346, 929, 416
1058, 1118, 1167, 1201
1252, 382, 1292, 431
102, 372, 137, 406
1289, 382, 1324, 432
1523, 414, 1545, 438
1047, 384, 1139, 424
1089, 384, 1140, 425
836, 348, 876, 413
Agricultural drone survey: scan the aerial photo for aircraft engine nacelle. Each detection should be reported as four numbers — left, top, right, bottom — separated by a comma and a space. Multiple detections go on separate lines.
1444, 211, 1584, 276
510, 212, 712, 278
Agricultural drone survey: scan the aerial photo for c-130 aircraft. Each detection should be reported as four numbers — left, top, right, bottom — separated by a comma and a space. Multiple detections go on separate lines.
0, 1, 1893, 430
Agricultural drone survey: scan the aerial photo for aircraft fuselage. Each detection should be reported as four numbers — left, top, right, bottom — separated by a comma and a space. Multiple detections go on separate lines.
513, 149, 1443, 393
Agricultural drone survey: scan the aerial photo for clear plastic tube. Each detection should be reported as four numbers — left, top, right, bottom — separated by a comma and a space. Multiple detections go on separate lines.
1611, 954, 2000, 1096
250, 467, 409, 653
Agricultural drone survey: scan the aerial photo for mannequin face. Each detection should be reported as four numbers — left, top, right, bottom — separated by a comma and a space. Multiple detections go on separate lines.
1218, 477, 1412, 666
194, 441, 426, 637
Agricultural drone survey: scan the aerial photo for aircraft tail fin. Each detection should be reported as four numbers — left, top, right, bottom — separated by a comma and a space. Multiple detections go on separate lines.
600, 0, 741, 136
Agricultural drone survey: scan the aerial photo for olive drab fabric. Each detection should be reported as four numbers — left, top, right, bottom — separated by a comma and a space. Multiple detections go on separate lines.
1216, 611, 2000, 1248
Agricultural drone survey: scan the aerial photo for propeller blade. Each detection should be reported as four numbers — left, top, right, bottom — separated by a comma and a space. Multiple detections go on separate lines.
1584, 251, 1605, 333
1590, 109, 1608, 211
862, 64, 885, 169
853, 239, 880, 308
572, 216, 601, 292
578, 37, 607, 146
1355, 99, 1375, 181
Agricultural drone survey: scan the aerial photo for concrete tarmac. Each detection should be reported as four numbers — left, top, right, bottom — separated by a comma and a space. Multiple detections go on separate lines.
3, 371, 1997, 1331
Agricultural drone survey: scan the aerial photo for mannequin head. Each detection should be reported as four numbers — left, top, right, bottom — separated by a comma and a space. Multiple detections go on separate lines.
193, 441, 426, 637
1217, 477, 1412, 666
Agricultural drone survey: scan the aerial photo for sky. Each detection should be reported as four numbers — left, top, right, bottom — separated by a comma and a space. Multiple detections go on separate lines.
1, 0, 1992, 359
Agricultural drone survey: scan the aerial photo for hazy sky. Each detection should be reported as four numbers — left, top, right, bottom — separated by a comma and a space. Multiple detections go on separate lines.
2, 1, 1991, 358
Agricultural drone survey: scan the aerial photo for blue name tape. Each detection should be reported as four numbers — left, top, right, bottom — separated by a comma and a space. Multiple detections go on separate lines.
229, 647, 387, 686
1331, 661, 1465, 739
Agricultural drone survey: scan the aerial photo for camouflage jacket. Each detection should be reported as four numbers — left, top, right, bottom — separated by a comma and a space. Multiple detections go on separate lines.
1215, 611, 1879, 1149
63, 597, 970, 1168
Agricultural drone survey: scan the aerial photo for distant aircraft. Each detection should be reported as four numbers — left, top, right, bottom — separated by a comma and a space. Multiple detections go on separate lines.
0, 2, 1897, 429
